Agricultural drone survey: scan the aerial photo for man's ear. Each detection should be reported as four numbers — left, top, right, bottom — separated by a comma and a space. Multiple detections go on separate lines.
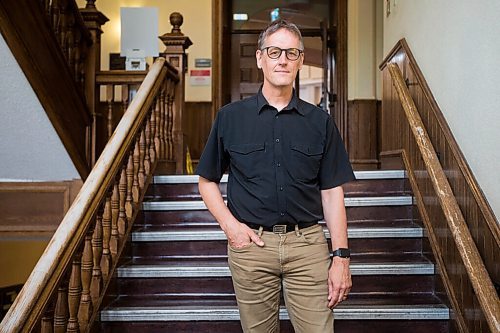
256, 50, 262, 69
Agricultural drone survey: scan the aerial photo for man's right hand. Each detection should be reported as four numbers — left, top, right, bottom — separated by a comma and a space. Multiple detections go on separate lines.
225, 221, 265, 249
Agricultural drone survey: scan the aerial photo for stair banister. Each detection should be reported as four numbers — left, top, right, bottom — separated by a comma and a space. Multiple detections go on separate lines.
386, 62, 500, 333
0, 57, 179, 333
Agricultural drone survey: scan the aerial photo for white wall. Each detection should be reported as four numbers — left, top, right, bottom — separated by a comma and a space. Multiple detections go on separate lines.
0, 34, 80, 181
384, 0, 500, 219
348, 0, 383, 100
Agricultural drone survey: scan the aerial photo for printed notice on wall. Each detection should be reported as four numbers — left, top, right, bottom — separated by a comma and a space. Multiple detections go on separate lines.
189, 69, 211, 86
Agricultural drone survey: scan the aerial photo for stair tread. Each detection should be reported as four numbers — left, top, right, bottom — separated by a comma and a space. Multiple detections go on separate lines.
105, 293, 446, 308
128, 252, 430, 264
135, 219, 421, 232
151, 171, 407, 184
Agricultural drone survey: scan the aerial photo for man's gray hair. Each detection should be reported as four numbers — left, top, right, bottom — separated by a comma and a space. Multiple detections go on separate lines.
257, 19, 304, 50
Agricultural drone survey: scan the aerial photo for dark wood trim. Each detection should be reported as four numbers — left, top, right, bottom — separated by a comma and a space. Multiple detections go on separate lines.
333, 0, 349, 145
212, 0, 231, 119
0, 180, 83, 240
0, 1, 91, 179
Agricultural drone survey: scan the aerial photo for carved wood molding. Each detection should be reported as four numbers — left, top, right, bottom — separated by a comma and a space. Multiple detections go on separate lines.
0, 0, 91, 179
0, 180, 83, 239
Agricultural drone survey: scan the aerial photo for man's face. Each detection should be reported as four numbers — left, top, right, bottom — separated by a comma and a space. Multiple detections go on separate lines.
256, 28, 304, 89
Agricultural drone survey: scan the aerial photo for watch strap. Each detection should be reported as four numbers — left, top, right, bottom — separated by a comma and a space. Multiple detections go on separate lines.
332, 248, 351, 258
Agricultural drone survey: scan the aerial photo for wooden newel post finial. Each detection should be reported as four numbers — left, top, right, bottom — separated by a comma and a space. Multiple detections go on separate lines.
86, 0, 96, 9
170, 12, 183, 34
158, 12, 192, 70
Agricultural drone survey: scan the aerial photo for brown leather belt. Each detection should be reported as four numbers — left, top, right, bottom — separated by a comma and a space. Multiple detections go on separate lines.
244, 221, 318, 234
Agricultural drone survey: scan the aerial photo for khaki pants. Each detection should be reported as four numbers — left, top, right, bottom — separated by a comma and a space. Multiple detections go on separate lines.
228, 224, 333, 333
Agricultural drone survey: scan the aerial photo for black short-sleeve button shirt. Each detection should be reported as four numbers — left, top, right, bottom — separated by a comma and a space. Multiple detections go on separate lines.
196, 89, 355, 227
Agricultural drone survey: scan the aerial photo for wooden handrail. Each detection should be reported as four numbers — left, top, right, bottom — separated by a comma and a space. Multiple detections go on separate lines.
0, 57, 179, 332
387, 62, 500, 333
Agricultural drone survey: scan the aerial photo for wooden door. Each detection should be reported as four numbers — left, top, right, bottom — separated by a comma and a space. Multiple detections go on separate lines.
230, 34, 263, 101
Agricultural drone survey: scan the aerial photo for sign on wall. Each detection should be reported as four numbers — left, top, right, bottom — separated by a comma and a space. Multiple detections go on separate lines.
189, 69, 211, 86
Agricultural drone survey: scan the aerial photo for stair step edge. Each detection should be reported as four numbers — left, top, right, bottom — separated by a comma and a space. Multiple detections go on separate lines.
153, 171, 407, 184
101, 304, 449, 321
117, 262, 435, 278
132, 227, 423, 242
142, 196, 414, 211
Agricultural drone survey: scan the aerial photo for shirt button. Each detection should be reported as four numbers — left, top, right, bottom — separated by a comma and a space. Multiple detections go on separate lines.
275, 115, 278, 119
280, 186, 283, 191
275, 138, 280, 143
277, 162, 281, 167
280, 212, 285, 217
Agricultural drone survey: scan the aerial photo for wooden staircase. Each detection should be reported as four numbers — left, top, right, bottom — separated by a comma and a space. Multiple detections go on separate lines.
97, 170, 454, 332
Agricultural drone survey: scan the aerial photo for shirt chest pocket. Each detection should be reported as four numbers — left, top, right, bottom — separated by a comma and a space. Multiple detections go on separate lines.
229, 143, 266, 179
289, 143, 323, 182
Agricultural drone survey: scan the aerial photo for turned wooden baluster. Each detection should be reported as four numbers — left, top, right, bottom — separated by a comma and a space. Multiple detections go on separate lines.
66, 13, 75, 68
67, 252, 82, 333
101, 189, 112, 279
79, 221, 94, 329
126, 151, 134, 218
118, 165, 128, 237
58, 0, 68, 58
149, 102, 157, 166
122, 84, 129, 115
132, 139, 140, 204
40, 300, 55, 333
51, 1, 61, 45
144, 117, 152, 176
158, 85, 166, 159
167, 84, 175, 159
110, 178, 120, 257
106, 85, 114, 139
144, 115, 153, 177
154, 92, 162, 160
90, 205, 104, 304
42, 0, 50, 16
138, 129, 146, 190
164, 80, 171, 160
73, 29, 82, 90
53, 275, 69, 333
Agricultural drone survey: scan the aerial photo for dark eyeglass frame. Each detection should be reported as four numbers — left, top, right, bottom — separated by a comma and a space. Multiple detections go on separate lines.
261, 46, 303, 61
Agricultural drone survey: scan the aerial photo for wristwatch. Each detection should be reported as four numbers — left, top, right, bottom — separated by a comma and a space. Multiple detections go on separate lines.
332, 248, 351, 258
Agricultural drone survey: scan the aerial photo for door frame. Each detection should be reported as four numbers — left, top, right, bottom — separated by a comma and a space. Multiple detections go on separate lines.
211, 0, 348, 142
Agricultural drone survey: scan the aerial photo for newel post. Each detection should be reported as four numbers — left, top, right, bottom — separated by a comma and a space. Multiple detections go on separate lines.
80, 0, 109, 167
159, 12, 192, 174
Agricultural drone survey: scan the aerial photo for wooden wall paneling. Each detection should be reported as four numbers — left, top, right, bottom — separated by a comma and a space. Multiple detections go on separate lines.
347, 100, 379, 170
380, 42, 500, 332
0, 180, 83, 239
183, 102, 213, 161
0, 1, 92, 179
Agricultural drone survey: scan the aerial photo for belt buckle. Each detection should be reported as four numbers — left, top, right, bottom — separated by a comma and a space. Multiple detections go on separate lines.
272, 225, 287, 234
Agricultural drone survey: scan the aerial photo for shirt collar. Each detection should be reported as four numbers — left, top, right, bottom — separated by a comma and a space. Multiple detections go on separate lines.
256, 86, 303, 116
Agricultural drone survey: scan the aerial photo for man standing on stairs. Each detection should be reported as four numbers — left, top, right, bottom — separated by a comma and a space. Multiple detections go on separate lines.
197, 19, 355, 333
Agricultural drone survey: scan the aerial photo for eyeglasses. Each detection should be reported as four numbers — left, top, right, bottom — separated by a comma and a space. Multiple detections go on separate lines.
261, 46, 303, 61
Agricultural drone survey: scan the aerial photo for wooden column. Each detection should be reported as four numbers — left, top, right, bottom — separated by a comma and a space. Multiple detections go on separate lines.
333, 0, 349, 146
80, 0, 109, 167
159, 12, 192, 174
